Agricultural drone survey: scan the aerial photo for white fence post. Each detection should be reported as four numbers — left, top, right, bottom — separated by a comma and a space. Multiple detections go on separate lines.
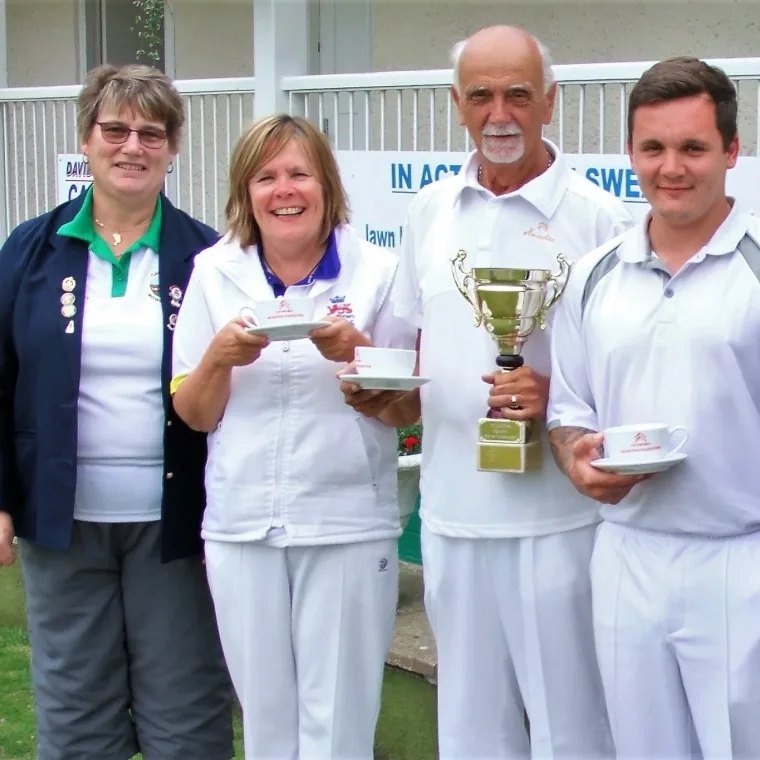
253, 0, 309, 119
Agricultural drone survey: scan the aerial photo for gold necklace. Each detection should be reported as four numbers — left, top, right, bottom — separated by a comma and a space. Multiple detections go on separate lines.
94, 217, 149, 247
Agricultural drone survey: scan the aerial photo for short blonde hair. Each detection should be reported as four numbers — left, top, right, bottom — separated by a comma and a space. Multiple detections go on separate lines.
77, 64, 185, 152
225, 115, 350, 248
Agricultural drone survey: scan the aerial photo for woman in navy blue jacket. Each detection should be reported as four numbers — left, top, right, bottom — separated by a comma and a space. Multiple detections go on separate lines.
0, 64, 233, 760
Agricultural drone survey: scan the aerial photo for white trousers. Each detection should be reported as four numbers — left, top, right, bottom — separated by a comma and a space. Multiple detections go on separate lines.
592, 522, 760, 759
422, 524, 612, 759
204, 538, 399, 760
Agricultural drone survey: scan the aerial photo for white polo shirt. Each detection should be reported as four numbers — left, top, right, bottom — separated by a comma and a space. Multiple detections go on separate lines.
548, 205, 760, 537
392, 143, 632, 537
57, 190, 165, 523
172, 224, 417, 545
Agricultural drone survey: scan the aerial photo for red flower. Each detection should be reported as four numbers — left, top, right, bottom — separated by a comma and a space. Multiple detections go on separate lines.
403, 435, 420, 451
397, 423, 422, 456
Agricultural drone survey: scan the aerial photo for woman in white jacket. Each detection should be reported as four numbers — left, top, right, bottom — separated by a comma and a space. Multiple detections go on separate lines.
171, 115, 415, 759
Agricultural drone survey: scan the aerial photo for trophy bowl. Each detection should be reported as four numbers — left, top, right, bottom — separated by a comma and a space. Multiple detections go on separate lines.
474, 281, 549, 355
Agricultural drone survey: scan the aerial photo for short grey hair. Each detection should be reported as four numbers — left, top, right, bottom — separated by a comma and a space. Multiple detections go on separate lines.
449, 35, 555, 94
77, 64, 185, 152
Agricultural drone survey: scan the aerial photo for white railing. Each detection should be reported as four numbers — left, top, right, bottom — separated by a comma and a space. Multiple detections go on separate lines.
285, 70, 465, 152
284, 58, 760, 155
168, 78, 256, 228
0, 78, 257, 237
0, 58, 758, 236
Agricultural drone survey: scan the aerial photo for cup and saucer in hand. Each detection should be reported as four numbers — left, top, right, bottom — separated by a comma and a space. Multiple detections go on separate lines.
590, 423, 688, 475
240, 297, 329, 341
339, 347, 430, 391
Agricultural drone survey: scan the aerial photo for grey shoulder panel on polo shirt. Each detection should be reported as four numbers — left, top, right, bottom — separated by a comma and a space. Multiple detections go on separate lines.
738, 233, 760, 282
580, 233, 760, 318
581, 245, 622, 317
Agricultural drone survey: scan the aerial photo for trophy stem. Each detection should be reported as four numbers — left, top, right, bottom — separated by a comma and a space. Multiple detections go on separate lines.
479, 351, 541, 472
487, 354, 524, 419
496, 354, 524, 371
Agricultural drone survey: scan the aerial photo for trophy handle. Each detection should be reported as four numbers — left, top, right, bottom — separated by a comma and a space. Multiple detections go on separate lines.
538, 253, 571, 328
451, 249, 484, 327
545, 253, 571, 308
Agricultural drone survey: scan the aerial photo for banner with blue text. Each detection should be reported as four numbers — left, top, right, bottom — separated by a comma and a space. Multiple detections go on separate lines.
337, 151, 760, 252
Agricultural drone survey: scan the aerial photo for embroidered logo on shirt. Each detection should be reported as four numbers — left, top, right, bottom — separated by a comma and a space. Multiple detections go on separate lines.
327, 295, 355, 323
522, 222, 556, 242
378, 558, 388, 573
148, 272, 161, 301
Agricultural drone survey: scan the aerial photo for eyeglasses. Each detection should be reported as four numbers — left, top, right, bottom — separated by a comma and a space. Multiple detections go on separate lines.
96, 121, 169, 149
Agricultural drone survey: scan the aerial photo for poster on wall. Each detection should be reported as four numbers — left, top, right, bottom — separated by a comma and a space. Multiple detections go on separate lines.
337, 151, 760, 252
57, 154, 92, 204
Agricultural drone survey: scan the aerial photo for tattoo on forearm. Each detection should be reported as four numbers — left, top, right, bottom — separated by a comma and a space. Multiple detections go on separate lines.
549, 426, 594, 474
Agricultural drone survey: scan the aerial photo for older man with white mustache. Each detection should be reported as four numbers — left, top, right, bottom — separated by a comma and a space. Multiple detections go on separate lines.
481, 121, 525, 163
360, 24, 633, 758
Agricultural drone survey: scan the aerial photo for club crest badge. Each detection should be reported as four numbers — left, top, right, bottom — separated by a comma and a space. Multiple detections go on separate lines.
327, 295, 355, 324
169, 284, 183, 308
148, 271, 161, 301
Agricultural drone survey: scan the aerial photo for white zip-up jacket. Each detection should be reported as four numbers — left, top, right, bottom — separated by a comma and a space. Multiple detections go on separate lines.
173, 224, 416, 544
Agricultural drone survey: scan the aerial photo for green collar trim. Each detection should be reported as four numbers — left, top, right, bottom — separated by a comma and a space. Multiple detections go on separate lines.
57, 186, 163, 264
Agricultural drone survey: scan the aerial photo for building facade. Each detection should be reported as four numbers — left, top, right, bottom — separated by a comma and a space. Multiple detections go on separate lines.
1, 0, 758, 87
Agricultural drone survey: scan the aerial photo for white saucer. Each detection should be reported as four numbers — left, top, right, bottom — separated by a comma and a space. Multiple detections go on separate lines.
339, 374, 431, 391
246, 320, 330, 341
590, 452, 687, 475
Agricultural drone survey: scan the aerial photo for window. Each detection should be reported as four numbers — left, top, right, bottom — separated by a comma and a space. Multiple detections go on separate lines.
80, 0, 165, 73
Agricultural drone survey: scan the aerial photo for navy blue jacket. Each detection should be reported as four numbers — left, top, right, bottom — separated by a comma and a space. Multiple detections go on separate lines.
0, 192, 219, 561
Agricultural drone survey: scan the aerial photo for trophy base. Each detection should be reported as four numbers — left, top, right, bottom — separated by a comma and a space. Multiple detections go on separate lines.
477, 417, 542, 473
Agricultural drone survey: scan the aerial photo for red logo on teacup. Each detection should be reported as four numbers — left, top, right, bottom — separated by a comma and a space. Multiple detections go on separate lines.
621, 432, 661, 455
268, 299, 305, 321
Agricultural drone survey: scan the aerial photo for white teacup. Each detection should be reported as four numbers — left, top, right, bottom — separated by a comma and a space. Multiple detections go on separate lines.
355, 347, 416, 378
603, 423, 688, 463
240, 297, 314, 327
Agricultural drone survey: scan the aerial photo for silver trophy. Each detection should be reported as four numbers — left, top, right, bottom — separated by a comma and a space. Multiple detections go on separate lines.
452, 250, 570, 473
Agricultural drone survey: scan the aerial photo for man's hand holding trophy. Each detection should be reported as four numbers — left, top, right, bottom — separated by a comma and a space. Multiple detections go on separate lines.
451, 250, 570, 473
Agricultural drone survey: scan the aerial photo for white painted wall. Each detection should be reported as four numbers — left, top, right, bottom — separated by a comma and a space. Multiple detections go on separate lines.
7, 0, 78, 86
170, 0, 253, 78
370, 0, 760, 71
3, 1, 759, 90
0, 0, 8, 87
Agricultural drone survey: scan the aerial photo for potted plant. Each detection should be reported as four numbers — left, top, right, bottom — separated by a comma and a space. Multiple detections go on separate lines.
397, 423, 422, 529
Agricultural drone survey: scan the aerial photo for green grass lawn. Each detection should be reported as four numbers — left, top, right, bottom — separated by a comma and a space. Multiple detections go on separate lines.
0, 563, 437, 759
0, 560, 25, 629
0, 626, 34, 759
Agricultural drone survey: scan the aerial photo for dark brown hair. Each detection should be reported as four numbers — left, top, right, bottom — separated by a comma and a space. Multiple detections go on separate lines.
628, 57, 737, 150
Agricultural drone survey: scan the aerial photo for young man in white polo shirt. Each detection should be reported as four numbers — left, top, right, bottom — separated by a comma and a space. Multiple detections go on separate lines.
344, 25, 630, 758
548, 57, 760, 756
